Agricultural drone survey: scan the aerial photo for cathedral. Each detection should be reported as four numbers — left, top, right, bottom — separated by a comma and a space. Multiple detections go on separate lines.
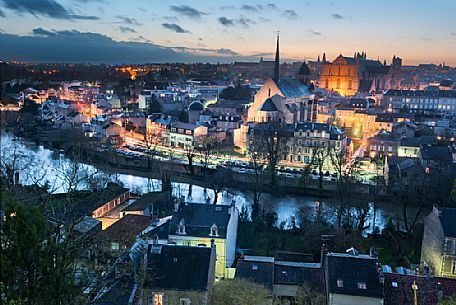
319, 52, 402, 96
234, 35, 315, 151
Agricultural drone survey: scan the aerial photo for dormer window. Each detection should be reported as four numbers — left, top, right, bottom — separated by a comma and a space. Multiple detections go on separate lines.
177, 218, 186, 235
210, 223, 219, 237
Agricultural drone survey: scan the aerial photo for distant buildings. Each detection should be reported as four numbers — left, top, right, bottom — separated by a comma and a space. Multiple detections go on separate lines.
319, 53, 402, 96
384, 90, 456, 116
421, 207, 456, 278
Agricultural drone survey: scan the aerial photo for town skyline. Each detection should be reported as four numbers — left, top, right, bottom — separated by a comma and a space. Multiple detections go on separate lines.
0, 0, 455, 66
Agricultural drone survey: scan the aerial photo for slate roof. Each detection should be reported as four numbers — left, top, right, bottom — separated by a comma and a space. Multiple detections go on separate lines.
169, 203, 232, 238
98, 214, 150, 245
171, 122, 199, 131
235, 259, 274, 290
297, 62, 311, 76
123, 191, 168, 212
400, 137, 421, 147
325, 253, 384, 298
259, 98, 278, 111
274, 263, 325, 293
145, 244, 213, 291
384, 90, 456, 98
440, 208, 456, 238
189, 101, 204, 111
370, 131, 401, 142
384, 273, 456, 305
275, 78, 311, 98
92, 276, 135, 305
420, 145, 452, 162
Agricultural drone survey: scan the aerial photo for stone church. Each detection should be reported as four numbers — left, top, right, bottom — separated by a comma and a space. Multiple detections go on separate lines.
234, 35, 315, 151
319, 52, 402, 96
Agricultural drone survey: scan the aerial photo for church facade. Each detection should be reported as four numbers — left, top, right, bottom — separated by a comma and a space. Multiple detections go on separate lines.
319, 52, 402, 96
234, 36, 316, 152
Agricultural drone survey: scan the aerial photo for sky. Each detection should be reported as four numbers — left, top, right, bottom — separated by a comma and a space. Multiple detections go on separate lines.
0, 0, 455, 65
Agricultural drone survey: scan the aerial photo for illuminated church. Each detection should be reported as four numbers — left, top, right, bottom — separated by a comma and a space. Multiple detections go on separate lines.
319, 52, 402, 96
234, 36, 315, 150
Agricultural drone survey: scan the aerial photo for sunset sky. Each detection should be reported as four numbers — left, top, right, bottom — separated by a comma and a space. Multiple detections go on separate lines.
0, 0, 455, 65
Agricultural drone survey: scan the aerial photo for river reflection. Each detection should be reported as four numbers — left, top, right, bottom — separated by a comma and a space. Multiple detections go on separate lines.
1, 131, 387, 231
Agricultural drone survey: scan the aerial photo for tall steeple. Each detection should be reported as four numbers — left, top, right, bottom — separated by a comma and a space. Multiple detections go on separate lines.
273, 32, 280, 80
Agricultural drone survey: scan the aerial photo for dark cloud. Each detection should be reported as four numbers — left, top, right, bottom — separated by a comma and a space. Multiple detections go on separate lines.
0, 0, 99, 20
171, 46, 240, 56
283, 9, 298, 19
119, 26, 136, 34
267, 3, 278, 9
0, 8, 5, 17
115, 15, 142, 25
32, 27, 56, 36
162, 23, 190, 34
218, 16, 255, 28
306, 29, 322, 36
218, 16, 235, 26
0, 29, 261, 63
170, 5, 207, 19
331, 13, 344, 19
240, 5, 258, 11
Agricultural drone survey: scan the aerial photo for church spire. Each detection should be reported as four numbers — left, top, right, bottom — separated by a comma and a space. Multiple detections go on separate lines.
273, 31, 280, 80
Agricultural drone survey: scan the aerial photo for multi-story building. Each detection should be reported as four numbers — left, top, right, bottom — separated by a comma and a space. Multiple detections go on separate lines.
247, 122, 346, 166
384, 90, 456, 116
169, 122, 208, 149
325, 251, 384, 305
367, 131, 402, 159
146, 114, 173, 146
168, 202, 239, 279
421, 207, 456, 278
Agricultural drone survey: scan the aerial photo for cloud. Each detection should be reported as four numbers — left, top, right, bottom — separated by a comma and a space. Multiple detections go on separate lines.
218, 16, 235, 26
259, 17, 271, 23
283, 9, 298, 19
163, 15, 178, 22
218, 16, 255, 28
220, 5, 235, 10
0, 9, 5, 17
162, 23, 190, 34
0, 0, 99, 20
171, 46, 240, 56
452, 32, 456, 36
32, 27, 56, 36
115, 15, 142, 26
331, 13, 344, 19
119, 26, 136, 34
0, 29, 263, 63
170, 5, 207, 19
306, 29, 322, 36
240, 4, 258, 11
267, 3, 278, 9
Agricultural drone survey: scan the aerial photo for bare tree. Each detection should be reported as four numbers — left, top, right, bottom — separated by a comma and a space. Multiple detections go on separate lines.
250, 121, 290, 187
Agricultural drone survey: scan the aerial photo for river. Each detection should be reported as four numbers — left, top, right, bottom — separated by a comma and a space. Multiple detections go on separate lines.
0, 131, 392, 231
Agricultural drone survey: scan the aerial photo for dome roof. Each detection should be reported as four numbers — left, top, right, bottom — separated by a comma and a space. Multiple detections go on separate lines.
297, 61, 311, 76
188, 101, 204, 111
259, 98, 277, 112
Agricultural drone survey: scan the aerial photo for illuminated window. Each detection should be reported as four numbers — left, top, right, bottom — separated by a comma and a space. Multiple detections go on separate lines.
180, 298, 191, 305
337, 79, 341, 89
358, 282, 367, 289
337, 279, 344, 287
348, 80, 352, 90
325, 79, 329, 88
177, 218, 186, 235
148, 292, 164, 305
210, 223, 219, 237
